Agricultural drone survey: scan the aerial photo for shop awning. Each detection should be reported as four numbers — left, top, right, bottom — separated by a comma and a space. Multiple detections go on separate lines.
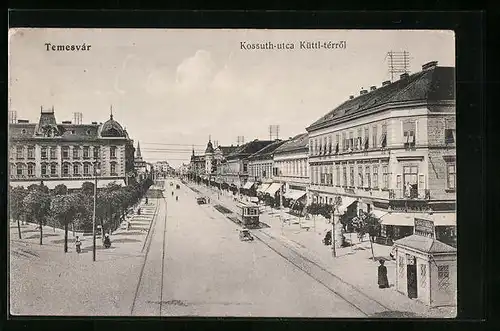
265, 183, 283, 195
372, 209, 390, 219
380, 213, 423, 226
380, 212, 456, 227
242, 181, 255, 190
338, 196, 357, 213
257, 183, 270, 193
432, 213, 456, 226
284, 189, 306, 200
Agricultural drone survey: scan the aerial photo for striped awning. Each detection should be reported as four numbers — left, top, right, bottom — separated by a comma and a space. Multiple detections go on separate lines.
243, 181, 255, 190
265, 183, 283, 195
284, 189, 306, 200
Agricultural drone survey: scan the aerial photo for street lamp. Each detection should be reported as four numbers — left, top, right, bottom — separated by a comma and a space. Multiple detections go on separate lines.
92, 162, 101, 262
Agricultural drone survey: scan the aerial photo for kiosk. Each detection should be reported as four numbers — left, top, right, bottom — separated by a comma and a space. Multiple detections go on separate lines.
393, 218, 457, 307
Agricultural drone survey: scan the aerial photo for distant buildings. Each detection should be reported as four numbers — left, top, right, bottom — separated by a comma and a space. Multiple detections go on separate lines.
9, 107, 136, 189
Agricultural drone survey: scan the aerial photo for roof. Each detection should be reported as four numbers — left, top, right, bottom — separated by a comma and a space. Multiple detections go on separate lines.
226, 140, 275, 160
205, 140, 214, 154
274, 132, 309, 154
216, 145, 239, 155
247, 140, 287, 161
307, 66, 455, 132
394, 234, 456, 254
100, 114, 126, 137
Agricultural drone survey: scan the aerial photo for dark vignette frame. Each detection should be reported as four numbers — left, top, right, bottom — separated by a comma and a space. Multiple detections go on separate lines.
3, 9, 487, 331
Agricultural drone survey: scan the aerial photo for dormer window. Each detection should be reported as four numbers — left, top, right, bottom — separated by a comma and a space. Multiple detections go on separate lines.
86, 130, 91, 135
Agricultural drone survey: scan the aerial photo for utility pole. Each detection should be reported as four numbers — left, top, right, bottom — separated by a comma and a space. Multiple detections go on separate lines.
331, 196, 343, 257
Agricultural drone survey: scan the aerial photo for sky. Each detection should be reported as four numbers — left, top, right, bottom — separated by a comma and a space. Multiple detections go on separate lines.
8, 29, 455, 167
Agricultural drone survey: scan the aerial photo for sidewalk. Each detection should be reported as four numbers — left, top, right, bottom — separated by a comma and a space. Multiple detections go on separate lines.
188, 182, 456, 318
9, 196, 159, 315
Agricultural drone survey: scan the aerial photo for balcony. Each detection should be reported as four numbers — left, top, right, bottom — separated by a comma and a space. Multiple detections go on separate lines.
389, 188, 430, 200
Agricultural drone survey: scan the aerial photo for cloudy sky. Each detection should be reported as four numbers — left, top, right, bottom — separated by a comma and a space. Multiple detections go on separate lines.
9, 29, 454, 167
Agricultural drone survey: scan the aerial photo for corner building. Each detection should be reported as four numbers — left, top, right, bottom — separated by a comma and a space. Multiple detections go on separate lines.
9, 108, 135, 189
306, 61, 456, 246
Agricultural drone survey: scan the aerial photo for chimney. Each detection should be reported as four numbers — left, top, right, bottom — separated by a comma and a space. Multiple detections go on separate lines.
382, 80, 391, 86
370, 85, 377, 91
17, 119, 29, 123
360, 88, 368, 95
349, 95, 354, 100
422, 61, 438, 71
92, 121, 98, 124
400, 72, 409, 80
62, 120, 72, 124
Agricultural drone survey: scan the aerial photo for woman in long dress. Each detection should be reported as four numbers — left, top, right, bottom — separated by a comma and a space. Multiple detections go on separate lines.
378, 259, 389, 288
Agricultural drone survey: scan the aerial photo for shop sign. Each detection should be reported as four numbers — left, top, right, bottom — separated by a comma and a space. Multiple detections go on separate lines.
414, 218, 435, 238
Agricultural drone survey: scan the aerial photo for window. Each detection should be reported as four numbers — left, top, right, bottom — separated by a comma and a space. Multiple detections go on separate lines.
373, 165, 379, 188
50, 163, 57, 175
309, 142, 312, 155
336, 166, 340, 186
28, 163, 34, 177
62, 146, 69, 159
41, 147, 47, 159
335, 134, 340, 153
372, 125, 378, 148
357, 128, 362, 150
365, 166, 371, 188
110, 146, 116, 159
320, 167, 324, 184
73, 147, 79, 159
16, 146, 23, 159
358, 166, 363, 187
83, 146, 90, 159
342, 132, 346, 151
63, 163, 70, 176
73, 164, 80, 175
382, 165, 388, 188
110, 162, 117, 175
343, 166, 347, 186
396, 174, 402, 189
403, 166, 419, 198
445, 129, 455, 145
364, 128, 369, 150
84, 163, 90, 175
349, 166, 354, 187
381, 124, 387, 148
315, 139, 318, 155
27, 147, 35, 159
437, 265, 450, 291
94, 147, 100, 159
403, 120, 416, 149
447, 163, 456, 189
41, 163, 47, 175
349, 132, 354, 151
50, 147, 56, 159
16, 163, 24, 176
243, 164, 247, 172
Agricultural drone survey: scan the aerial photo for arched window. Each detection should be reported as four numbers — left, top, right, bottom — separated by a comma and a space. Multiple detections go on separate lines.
16, 163, 24, 176
50, 163, 57, 176
28, 163, 35, 177
62, 163, 70, 176
73, 163, 80, 175
83, 163, 90, 175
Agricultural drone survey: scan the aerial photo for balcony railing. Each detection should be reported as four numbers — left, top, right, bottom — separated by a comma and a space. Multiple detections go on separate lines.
389, 188, 430, 200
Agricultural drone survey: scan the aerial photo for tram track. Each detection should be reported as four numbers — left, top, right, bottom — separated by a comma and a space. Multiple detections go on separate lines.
203, 191, 392, 317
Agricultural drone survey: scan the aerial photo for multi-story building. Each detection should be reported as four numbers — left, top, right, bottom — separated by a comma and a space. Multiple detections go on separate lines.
189, 147, 206, 180
306, 61, 456, 245
9, 108, 135, 189
272, 133, 309, 204
153, 161, 170, 173
219, 139, 274, 189
246, 139, 286, 193
212, 144, 238, 185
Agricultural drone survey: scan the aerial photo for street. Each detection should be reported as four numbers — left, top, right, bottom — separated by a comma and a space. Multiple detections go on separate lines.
131, 179, 364, 317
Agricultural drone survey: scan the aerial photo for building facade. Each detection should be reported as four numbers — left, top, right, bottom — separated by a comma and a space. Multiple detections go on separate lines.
272, 133, 310, 203
306, 61, 456, 245
9, 108, 135, 189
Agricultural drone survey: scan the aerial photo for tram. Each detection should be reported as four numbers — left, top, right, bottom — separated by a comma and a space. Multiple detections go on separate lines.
234, 201, 260, 228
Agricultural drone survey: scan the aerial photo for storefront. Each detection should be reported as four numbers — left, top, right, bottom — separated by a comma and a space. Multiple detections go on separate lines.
374, 211, 456, 247
393, 219, 457, 307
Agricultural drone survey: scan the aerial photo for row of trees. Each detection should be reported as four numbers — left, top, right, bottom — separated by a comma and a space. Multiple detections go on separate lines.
9, 178, 153, 252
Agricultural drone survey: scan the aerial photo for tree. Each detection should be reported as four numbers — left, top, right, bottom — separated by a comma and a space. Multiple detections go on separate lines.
352, 212, 381, 260
23, 187, 51, 245
53, 184, 68, 196
10, 186, 27, 239
50, 194, 80, 252
81, 181, 95, 196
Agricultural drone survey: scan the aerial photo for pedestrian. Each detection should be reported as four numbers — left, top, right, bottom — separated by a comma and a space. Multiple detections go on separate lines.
145, 197, 149, 204
378, 259, 389, 288
75, 236, 82, 254
127, 221, 131, 231
176, 196, 178, 202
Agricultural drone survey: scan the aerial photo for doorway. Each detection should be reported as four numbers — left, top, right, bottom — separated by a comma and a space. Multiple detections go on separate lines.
407, 257, 418, 299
